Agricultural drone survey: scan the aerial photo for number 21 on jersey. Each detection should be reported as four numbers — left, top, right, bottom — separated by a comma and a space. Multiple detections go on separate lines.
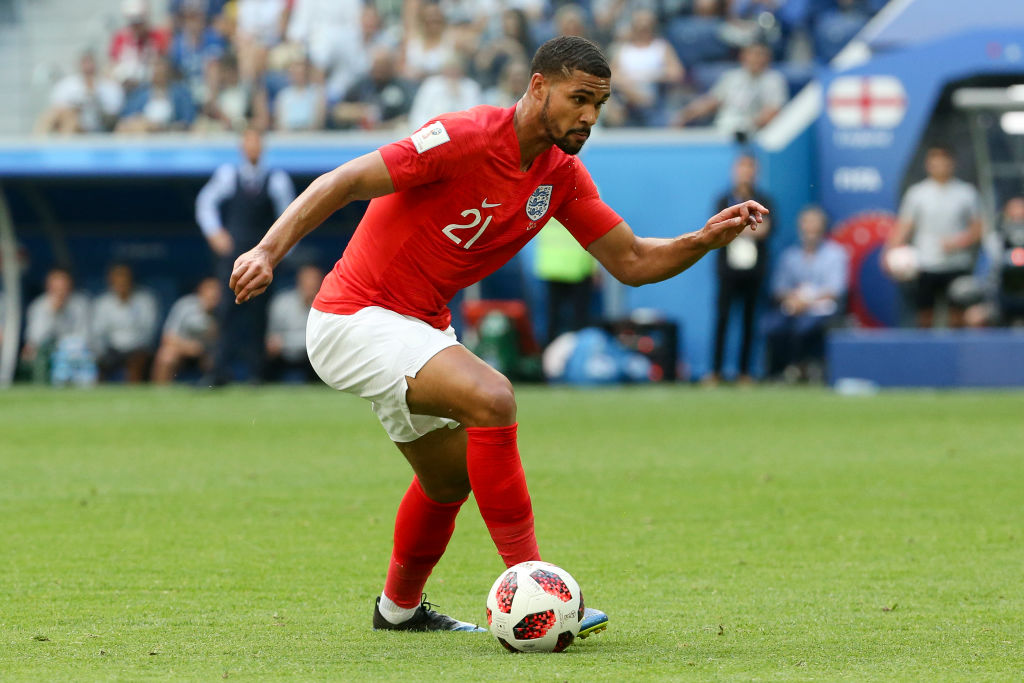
442, 200, 499, 249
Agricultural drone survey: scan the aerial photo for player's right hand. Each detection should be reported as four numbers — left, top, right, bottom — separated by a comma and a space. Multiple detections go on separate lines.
700, 200, 769, 250
229, 247, 273, 304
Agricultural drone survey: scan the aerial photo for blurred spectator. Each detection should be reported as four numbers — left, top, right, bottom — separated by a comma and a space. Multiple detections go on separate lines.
402, 1, 457, 81
474, 8, 532, 89
108, 0, 169, 91
264, 263, 323, 382
151, 276, 221, 383
169, 0, 228, 98
273, 55, 327, 131
195, 127, 295, 385
677, 42, 787, 138
169, 0, 229, 31
235, 0, 289, 84
886, 146, 983, 328
552, 3, 589, 39
331, 47, 414, 130
534, 219, 598, 346
21, 267, 91, 382
35, 51, 124, 135
193, 54, 266, 133
665, 0, 732, 71
966, 197, 1024, 327
116, 57, 197, 133
609, 9, 685, 127
762, 206, 848, 383
91, 263, 159, 383
408, 55, 483, 129
285, 0, 364, 98
705, 152, 773, 386
484, 58, 530, 108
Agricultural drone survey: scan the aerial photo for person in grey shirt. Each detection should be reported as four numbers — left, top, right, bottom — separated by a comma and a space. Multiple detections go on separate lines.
22, 267, 91, 371
762, 206, 849, 382
151, 276, 221, 384
264, 263, 323, 382
677, 43, 788, 139
91, 263, 159, 383
887, 145, 983, 328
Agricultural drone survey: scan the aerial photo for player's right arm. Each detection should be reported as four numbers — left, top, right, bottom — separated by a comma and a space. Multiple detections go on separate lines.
230, 151, 394, 304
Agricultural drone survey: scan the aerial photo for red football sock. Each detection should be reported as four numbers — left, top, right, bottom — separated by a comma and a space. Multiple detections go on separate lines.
384, 477, 465, 608
466, 423, 541, 567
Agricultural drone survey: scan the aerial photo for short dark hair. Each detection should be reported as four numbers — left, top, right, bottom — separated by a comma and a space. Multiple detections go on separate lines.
530, 36, 610, 81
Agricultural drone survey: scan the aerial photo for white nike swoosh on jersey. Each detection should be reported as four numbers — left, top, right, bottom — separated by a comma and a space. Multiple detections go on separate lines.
481, 199, 501, 208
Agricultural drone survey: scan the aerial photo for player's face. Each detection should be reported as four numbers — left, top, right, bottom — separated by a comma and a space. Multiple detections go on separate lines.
539, 70, 611, 155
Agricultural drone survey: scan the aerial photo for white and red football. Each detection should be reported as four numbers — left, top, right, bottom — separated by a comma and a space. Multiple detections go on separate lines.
485, 561, 583, 653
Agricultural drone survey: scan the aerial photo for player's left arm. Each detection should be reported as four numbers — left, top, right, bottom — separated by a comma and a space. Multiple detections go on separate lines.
587, 200, 768, 287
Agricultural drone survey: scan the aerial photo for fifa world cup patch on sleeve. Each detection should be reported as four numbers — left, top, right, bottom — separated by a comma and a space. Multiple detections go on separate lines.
412, 121, 451, 154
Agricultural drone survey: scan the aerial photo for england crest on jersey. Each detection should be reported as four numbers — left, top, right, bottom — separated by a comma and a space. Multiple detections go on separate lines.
526, 185, 553, 221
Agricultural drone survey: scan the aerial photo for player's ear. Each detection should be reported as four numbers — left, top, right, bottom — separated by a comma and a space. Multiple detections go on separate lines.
527, 72, 547, 101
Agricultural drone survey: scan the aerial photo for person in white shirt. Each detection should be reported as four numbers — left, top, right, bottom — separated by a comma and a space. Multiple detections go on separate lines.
609, 9, 685, 126
677, 42, 788, 138
408, 55, 482, 129
91, 263, 159, 383
22, 267, 92, 382
886, 145, 983, 328
35, 52, 124, 134
265, 263, 323, 382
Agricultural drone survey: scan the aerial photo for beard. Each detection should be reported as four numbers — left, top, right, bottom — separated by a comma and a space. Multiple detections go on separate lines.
541, 94, 590, 155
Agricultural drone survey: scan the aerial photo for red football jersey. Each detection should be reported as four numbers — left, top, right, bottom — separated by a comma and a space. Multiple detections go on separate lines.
313, 105, 623, 329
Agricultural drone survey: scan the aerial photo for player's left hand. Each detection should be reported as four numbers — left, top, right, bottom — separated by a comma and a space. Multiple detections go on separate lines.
700, 200, 769, 250
230, 247, 274, 304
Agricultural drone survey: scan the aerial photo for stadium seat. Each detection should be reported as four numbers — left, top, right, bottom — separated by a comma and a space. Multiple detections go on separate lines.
666, 16, 733, 68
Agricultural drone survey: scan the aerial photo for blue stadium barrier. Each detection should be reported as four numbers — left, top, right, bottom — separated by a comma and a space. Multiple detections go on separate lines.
827, 329, 1024, 388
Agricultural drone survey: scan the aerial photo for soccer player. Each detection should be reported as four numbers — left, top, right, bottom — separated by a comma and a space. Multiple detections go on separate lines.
230, 36, 766, 634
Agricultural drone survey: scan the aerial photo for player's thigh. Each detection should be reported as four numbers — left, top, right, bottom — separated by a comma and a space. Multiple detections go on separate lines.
394, 425, 470, 503
405, 345, 516, 427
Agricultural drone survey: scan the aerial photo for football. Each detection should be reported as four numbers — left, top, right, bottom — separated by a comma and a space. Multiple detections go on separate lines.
485, 561, 583, 653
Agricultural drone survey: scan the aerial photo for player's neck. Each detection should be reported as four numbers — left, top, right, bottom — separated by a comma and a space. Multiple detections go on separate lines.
512, 100, 552, 172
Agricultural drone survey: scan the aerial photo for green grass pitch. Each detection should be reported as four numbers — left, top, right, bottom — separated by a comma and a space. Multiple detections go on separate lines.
1, 385, 1022, 681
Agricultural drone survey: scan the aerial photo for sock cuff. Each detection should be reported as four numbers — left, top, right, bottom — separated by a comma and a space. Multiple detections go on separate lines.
410, 476, 468, 509
466, 422, 518, 445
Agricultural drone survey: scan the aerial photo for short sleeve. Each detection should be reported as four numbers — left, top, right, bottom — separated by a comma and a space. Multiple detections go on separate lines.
552, 160, 623, 249
898, 184, 920, 223
762, 71, 788, 109
377, 116, 488, 192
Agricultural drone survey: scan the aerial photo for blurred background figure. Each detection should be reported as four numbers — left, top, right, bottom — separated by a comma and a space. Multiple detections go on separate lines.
285, 0, 364, 101
91, 263, 159, 383
408, 55, 482, 129
35, 51, 124, 135
21, 267, 91, 383
473, 8, 532, 90
168, 0, 229, 100
886, 145, 983, 328
609, 8, 685, 127
705, 152, 773, 386
401, 1, 456, 82
272, 55, 326, 131
193, 54, 264, 133
108, 0, 169, 92
534, 219, 598, 346
762, 206, 848, 383
234, 0, 289, 85
264, 263, 323, 383
677, 42, 788, 139
331, 47, 414, 131
964, 196, 1024, 328
116, 57, 196, 133
195, 127, 295, 385
151, 276, 221, 383
484, 58, 530, 108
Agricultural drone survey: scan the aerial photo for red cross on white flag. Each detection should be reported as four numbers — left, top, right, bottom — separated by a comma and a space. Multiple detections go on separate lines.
827, 76, 908, 129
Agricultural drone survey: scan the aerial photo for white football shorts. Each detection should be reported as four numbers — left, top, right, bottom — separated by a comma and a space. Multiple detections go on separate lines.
305, 306, 462, 443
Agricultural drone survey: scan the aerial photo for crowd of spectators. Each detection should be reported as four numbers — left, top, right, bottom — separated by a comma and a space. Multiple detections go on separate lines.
35, 0, 888, 137
13, 263, 320, 386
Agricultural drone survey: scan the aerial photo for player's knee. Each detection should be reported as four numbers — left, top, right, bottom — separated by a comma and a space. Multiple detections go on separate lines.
420, 475, 471, 504
465, 376, 516, 426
